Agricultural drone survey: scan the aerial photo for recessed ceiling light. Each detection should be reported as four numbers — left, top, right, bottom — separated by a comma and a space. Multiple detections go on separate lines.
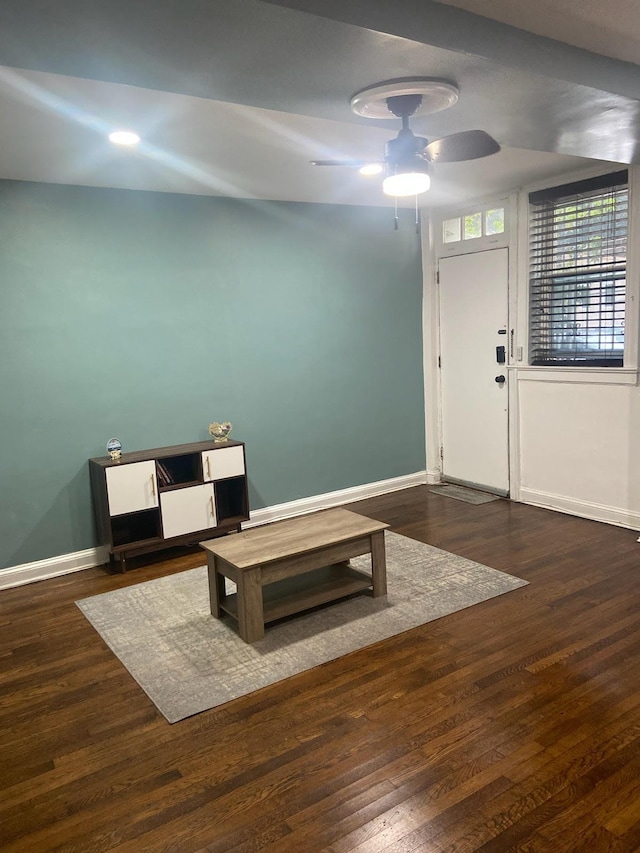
359, 163, 383, 176
108, 130, 141, 146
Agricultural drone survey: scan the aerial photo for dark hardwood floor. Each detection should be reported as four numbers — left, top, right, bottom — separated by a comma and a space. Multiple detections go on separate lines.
2, 486, 640, 852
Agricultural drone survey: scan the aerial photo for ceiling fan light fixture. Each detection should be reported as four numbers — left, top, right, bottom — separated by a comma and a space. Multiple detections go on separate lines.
383, 158, 431, 197
383, 171, 431, 197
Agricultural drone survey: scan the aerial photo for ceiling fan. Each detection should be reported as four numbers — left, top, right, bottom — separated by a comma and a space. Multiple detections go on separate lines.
311, 78, 501, 198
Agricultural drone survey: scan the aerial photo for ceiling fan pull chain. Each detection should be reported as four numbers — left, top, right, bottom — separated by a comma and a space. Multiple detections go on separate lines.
415, 195, 420, 234
394, 197, 399, 231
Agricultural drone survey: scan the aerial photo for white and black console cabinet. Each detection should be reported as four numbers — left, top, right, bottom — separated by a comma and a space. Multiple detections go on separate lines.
89, 439, 249, 571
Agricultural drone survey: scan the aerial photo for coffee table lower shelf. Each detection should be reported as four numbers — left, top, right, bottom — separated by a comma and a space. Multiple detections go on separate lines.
219, 563, 373, 625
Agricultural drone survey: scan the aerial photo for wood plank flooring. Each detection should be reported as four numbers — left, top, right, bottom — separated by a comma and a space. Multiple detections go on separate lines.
2, 486, 640, 851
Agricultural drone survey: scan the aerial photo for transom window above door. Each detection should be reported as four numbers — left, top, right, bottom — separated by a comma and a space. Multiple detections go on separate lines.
443, 206, 505, 244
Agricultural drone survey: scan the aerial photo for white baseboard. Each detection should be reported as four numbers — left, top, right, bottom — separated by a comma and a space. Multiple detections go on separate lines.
519, 487, 640, 531
0, 546, 110, 591
0, 472, 427, 590
245, 471, 427, 527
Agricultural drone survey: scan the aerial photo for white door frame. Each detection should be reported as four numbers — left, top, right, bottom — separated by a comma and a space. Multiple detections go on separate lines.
422, 192, 522, 500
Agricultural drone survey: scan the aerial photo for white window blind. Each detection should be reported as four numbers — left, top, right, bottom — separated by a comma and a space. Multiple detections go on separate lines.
529, 170, 628, 367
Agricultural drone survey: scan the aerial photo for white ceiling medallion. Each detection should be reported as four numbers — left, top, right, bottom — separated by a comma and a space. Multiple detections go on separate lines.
350, 78, 459, 120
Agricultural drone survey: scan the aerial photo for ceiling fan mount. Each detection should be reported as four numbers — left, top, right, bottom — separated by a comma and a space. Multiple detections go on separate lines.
311, 77, 501, 196
385, 93, 424, 120
381, 93, 429, 168
350, 78, 460, 120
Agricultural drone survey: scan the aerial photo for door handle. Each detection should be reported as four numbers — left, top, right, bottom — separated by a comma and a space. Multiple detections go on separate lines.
495, 374, 506, 384
496, 345, 506, 364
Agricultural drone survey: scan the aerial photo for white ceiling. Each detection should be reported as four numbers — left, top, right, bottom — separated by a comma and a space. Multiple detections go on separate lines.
0, 0, 636, 209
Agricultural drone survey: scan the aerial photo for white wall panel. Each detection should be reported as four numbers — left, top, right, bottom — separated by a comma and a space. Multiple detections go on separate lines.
518, 378, 640, 524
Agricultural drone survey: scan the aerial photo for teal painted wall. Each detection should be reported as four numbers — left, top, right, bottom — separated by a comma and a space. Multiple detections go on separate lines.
0, 181, 425, 570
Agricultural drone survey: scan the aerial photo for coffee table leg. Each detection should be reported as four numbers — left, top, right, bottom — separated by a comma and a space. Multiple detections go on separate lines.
206, 553, 226, 617
236, 566, 264, 643
370, 531, 387, 597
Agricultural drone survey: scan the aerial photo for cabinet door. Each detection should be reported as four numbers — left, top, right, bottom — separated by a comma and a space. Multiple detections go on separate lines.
160, 483, 216, 539
106, 461, 159, 516
202, 445, 245, 481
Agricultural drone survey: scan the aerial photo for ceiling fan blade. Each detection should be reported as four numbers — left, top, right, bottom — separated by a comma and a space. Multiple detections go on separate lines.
310, 159, 378, 168
424, 130, 500, 163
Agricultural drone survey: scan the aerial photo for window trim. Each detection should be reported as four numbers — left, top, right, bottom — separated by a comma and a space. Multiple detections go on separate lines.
515, 166, 639, 383
515, 366, 638, 385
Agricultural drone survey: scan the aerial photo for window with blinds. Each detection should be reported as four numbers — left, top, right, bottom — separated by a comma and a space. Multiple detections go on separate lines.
529, 170, 628, 367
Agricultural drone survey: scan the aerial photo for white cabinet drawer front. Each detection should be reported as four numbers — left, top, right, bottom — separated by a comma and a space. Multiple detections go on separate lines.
106, 461, 158, 516
202, 445, 245, 481
160, 483, 216, 539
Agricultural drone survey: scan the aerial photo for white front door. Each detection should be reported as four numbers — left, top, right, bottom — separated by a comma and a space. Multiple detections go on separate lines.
438, 248, 509, 495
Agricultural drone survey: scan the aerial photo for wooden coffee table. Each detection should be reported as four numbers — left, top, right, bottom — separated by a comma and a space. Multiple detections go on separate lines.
200, 508, 389, 643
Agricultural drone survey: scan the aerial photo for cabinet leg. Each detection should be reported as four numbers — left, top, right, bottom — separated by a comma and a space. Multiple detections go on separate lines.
119, 553, 127, 573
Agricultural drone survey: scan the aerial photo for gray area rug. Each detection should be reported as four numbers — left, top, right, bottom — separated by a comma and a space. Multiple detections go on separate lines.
429, 485, 501, 504
76, 532, 527, 723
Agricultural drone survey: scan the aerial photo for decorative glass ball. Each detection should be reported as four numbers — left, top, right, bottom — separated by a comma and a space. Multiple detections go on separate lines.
208, 421, 232, 443
106, 437, 122, 460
